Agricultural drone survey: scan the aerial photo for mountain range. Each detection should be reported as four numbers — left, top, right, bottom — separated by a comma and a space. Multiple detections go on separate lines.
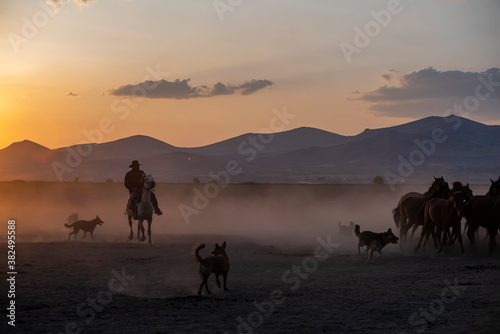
0, 116, 498, 184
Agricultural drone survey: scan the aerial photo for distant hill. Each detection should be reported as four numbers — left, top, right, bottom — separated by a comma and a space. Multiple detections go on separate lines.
0, 116, 498, 183
54, 135, 178, 160
185, 127, 350, 159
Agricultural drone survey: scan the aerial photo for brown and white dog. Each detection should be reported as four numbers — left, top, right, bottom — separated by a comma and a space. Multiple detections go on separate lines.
193, 242, 230, 295
355, 224, 399, 262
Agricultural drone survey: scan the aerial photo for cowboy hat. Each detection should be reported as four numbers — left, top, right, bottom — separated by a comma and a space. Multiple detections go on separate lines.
129, 160, 141, 168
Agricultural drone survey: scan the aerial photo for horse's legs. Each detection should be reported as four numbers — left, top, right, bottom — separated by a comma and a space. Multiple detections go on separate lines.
147, 219, 152, 244
431, 224, 439, 250
128, 216, 134, 240
467, 221, 478, 245
401, 214, 411, 244
456, 225, 464, 254
137, 221, 141, 241
415, 224, 427, 251
487, 226, 497, 255
400, 221, 410, 244
138, 220, 146, 242
437, 224, 447, 253
410, 223, 419, 240
90, 231, 94, 240
73, 229, 79, 240
422, 224, 433, 250
215, 275, 221, 288
433, 222, 443, 251
82, 231, 86, 238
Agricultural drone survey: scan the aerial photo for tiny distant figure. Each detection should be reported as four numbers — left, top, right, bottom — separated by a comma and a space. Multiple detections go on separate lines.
124, 160, 163, 219
193, 242, 230, 295
355, 224, 399, 262
65, 215, 104, 240
339, 221, 355, 237
67, 213, 78, 225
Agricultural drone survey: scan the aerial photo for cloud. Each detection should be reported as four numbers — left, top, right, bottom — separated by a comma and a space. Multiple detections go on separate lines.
211, 82, 235, 96
357, 67, 500, 119
238, 79, 274, 95
67, 92, 78, 97
107, 78, 273, 99
380, 74, 392, 83
45, 0, 96, 11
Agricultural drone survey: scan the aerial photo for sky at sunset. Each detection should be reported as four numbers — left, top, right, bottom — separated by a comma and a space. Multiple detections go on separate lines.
1, 0, 499, 150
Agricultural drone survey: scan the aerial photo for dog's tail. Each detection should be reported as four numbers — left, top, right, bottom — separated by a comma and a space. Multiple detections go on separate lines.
192, 243, 205, 263
354, 224, 361, 238
64, 223, 74, 228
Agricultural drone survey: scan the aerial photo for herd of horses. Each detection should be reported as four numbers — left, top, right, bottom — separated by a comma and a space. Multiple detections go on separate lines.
392, 176, 500, 255
120, 174, 500, 255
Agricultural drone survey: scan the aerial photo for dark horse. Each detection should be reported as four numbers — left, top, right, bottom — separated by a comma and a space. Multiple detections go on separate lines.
464, 177, 500, 254
415, 190, 468, 254
392, 177, 451, 243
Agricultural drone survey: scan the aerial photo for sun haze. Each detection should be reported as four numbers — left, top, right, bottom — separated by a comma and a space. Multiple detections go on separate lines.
1, 0, 499, 149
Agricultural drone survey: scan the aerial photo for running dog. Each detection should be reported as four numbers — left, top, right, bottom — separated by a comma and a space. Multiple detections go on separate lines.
355, 224, 399, 262
193, 242, 230, 295
64, 215, 104, 240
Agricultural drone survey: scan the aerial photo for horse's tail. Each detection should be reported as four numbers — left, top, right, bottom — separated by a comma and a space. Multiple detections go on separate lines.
392, 206, 401, 228
354, 224, 361, 238
192, 243, 205, 263
64, 223, 74, 228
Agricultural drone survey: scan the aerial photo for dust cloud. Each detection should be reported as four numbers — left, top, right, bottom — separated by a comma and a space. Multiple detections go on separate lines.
1, 181, 489, 246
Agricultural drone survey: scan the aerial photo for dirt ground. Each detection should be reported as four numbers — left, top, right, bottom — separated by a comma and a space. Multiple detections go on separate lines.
1, 182, 499, 333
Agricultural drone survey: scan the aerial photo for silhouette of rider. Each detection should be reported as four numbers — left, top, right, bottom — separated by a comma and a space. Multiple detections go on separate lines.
124, 160, 162, 219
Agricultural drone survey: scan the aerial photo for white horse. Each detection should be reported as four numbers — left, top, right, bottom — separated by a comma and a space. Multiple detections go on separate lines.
127, 175, 155, 243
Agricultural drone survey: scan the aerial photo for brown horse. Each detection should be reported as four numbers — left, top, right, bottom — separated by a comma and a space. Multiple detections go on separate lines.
464, 177, 500, 254
393, 177, 450, 243
415, 191, 467, 254
413, 182, 473, 243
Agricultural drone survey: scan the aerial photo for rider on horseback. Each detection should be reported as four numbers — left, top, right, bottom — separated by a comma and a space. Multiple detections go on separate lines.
124, 160, 163, 219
